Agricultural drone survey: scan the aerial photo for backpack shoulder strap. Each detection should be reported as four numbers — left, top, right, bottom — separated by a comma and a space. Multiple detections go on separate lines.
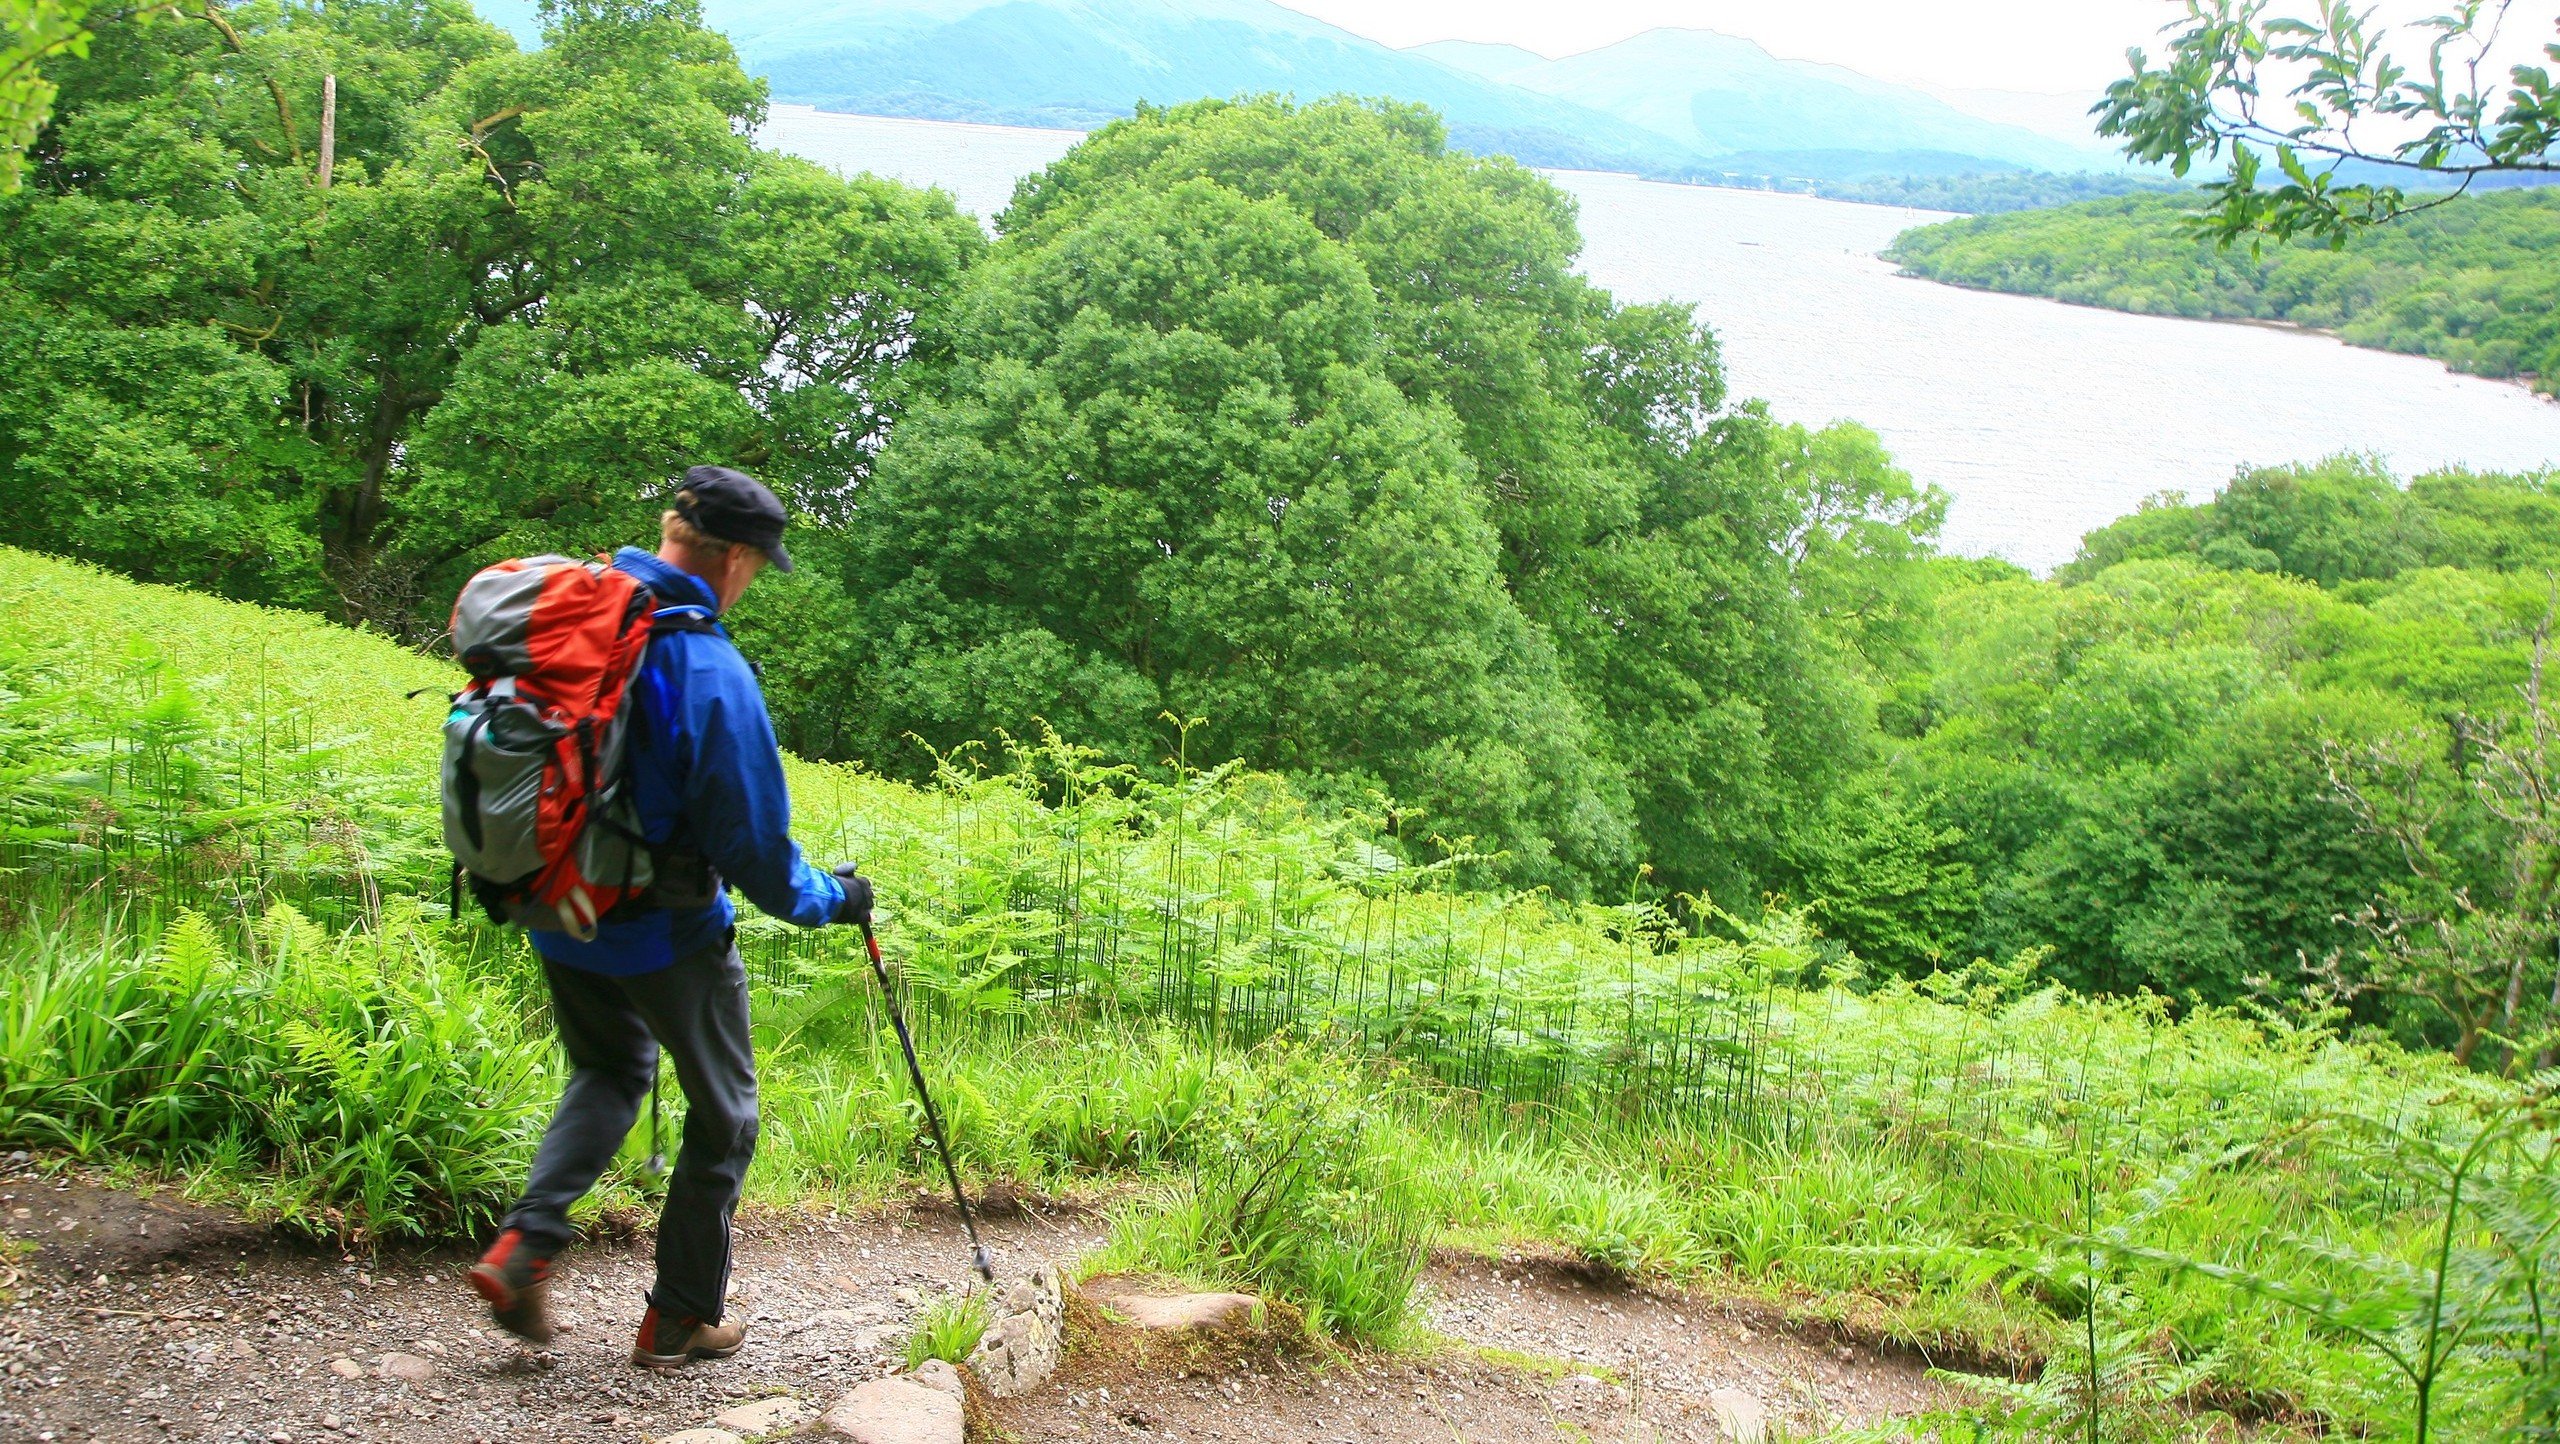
648, 604, 723, 637
644, 603, 759, 679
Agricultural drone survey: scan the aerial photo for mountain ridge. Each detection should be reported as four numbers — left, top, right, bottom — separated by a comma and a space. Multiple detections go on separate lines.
1413, 28, 2116, 172
467, 0, 2128, 183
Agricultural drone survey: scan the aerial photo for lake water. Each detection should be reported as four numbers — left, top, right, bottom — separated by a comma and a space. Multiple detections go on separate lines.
761, 105, 2560, 570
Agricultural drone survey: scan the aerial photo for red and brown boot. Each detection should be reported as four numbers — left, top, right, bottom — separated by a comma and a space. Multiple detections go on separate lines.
631, 1306, 746, 1371
465, 1229, 556, 1345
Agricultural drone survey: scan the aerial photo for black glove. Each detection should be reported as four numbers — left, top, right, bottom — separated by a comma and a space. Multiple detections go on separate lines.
831, 865, 874, 928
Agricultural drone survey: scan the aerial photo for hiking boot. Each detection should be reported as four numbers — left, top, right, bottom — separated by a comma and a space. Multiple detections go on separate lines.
465, 1228, 556, 1345
630, 1306, 745, 1370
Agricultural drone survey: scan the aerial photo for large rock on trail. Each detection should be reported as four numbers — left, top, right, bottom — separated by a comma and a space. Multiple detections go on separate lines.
1103, 1289, 1261, 1330
818, 1376, 964, 1444
965, 1263, 1063, 1398
1083, 1275, 1264, 1331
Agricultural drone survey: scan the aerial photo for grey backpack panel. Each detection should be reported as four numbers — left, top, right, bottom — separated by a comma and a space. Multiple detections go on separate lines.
450, 554, 581, 681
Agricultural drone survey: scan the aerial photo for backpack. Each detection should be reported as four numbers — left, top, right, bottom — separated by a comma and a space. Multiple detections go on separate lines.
439, 555, 695, 939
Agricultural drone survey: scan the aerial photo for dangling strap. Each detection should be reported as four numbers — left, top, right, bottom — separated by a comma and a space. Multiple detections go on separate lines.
647, 1055, 666, 1178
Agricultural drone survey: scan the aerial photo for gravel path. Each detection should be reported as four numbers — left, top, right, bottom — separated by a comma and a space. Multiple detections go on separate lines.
0, 1164, 1949, 1443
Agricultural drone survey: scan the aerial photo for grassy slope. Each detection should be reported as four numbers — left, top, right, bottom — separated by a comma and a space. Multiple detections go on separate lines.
0, 549, 2516, 1429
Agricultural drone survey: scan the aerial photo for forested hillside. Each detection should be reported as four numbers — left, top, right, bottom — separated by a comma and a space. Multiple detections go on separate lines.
1886, 189, 2560, 392
1902, 460, 2560, 1047
0, 3, 1947, 914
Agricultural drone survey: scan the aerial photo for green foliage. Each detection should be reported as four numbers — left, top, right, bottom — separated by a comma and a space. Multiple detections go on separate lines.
2099, 1090, 2560, 1444
902, 1287, 991, 1370
1903, 522, 2545, 1016
1099, 1039, 1429, 1343
1817, 170, 2193, 216
0, 905, 553, 1240
0, 550, 453, 910
844, 94, 1923, 901
1, 553, 2551, 1428
0, 0, 94, 191
2065, 457, 2560, 583
4, 34, 1948, 911
1888, 189, 2560, 393
0, 0, 982, 624
2094, 0, 2560, 246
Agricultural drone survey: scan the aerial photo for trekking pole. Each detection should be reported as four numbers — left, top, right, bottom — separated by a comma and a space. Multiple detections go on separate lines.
861, 920, 996, 1284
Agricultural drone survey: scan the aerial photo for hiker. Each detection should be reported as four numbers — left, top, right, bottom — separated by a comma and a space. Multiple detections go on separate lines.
461, 465, 875, 1370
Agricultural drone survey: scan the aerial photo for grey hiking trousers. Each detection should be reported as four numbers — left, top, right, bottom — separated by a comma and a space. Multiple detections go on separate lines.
501, 934, 758, 1325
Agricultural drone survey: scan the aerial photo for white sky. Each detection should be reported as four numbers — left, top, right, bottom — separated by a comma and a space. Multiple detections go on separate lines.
1272, 1, 2558, 97
1271, 0, 2178, 92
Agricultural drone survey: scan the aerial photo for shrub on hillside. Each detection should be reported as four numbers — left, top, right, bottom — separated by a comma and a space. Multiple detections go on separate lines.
1100, 1038, 1430, 1343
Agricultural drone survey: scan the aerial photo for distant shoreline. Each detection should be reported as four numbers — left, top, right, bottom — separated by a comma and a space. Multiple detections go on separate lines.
784, 104, 1091, 145
786, 105, 1990, 219
1888, 269, 2557, 404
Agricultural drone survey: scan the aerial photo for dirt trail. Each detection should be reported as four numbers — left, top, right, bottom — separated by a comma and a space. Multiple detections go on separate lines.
0, 1165, 1949, 1443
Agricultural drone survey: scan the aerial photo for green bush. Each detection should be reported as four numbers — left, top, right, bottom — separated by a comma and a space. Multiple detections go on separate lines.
1100, 1039, 1431, 1344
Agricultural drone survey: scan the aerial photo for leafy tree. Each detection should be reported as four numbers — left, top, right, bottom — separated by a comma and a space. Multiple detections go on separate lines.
2409, 467, 2560, 573
843, 96, 1917, 899
2327, 629, 2560, 1069
846, 169, 1622, 886
1774, 420, 1949, 689
1914, 556, 2429, 1009
0, 0, 982, 626
2097, 0, 2560, 245
2063, 457, 2560, 586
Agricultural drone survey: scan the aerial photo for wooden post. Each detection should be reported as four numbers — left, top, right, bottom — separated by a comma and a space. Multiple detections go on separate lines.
317, 74, 336, 190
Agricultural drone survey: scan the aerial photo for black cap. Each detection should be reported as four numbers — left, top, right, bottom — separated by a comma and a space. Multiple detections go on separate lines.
671, 465, 793, 573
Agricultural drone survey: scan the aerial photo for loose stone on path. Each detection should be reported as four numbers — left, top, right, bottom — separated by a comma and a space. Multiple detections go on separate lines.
818, 1375, 964, 1444
1097, 1289, 1261, 1331
1711, 1385, 1771, 1444
711, 1396, 817, 1433
373, 1352, 435, 1383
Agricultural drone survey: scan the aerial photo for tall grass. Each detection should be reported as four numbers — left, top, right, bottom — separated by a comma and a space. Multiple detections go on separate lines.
0, 902, 551, 1240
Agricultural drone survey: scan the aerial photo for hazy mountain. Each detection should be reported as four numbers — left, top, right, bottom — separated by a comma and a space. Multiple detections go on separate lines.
674, 0, 1708, 175
1414, 29, 2119, 173
465, 0, 2129, 188
1913, 83, 2111, 148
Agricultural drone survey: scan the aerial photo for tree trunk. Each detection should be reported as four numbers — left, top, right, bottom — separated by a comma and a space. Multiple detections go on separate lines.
325, 381, 409, 623
317, 75, 335, 190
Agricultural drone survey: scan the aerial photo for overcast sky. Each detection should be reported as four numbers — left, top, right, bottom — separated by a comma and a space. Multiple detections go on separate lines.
1270, 0, 2174, 92
1270, 1, 2552, 96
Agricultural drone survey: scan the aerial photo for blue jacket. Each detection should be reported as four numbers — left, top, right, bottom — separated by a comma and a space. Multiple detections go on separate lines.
531, 548, 844, 975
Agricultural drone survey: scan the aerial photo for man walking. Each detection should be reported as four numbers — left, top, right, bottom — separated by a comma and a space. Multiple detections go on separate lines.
464, 465, 873, 1370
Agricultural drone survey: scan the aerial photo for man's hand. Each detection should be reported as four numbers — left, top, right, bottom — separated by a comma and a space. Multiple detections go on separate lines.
831, 866, 874, 928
